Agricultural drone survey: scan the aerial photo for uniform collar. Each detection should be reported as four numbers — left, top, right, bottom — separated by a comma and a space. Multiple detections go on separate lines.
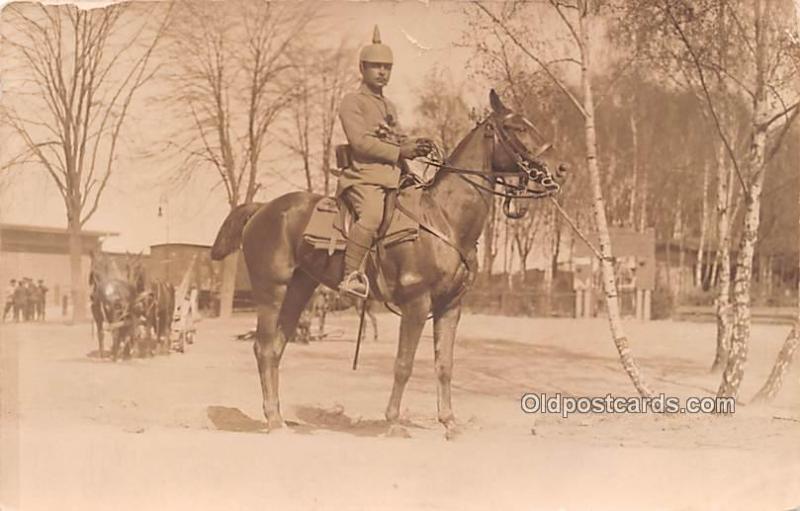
359, 82, 384, 98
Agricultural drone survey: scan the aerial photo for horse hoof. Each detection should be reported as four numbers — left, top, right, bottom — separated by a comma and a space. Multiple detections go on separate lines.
386, 424, 411, 439
443, 421, 460, 441
266, 418, 287, 432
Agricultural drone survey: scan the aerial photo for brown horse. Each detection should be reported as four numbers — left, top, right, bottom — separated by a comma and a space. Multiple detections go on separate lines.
210, 91, 563, 438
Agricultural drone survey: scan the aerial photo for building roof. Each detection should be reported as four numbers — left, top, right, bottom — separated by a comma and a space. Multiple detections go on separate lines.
0, 222, 118, 237
150, 242, 212, 249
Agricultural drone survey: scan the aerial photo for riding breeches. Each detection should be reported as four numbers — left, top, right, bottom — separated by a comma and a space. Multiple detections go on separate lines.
340, 183, 389, 232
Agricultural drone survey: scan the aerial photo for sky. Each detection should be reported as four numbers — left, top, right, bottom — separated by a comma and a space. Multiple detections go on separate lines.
0, 0, 488, 253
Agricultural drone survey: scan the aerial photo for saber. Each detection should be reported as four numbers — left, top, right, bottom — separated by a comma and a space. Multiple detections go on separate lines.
352, 298, 369, 370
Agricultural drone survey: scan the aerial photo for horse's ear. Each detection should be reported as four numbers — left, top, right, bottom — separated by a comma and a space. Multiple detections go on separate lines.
489, 89, 509, 114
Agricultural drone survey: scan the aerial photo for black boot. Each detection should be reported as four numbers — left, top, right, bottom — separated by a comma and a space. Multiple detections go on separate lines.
339, 223, 374, 299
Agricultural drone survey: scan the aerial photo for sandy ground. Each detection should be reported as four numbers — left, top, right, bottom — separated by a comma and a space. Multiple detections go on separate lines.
1, 312, 799, 511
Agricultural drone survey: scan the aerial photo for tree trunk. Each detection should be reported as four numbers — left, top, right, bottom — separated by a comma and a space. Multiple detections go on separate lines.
219, 252, 239, 319
711, 138, 734, 372
542, 210, 554, 316
67, 219, 87, 322
322, 155, 331, 196
638, 150, 648, 232
552, 214, 562, 279
628, 111, 639, 229
696, 159, 710, 289
579, 6, 652, 397
752, 327, 799, 402
717, 0, 770, 400
482, 197, 497, 276
503, 215, 510, 280
675, 196, 685, 297
752, 70, 800, 402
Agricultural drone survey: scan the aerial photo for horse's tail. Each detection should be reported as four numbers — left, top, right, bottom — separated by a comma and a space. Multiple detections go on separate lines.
210, 202, 264, 260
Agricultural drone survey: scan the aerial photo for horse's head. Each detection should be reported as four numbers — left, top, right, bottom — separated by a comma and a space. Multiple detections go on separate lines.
93, 278, 135, 327
484, 90, 568, 218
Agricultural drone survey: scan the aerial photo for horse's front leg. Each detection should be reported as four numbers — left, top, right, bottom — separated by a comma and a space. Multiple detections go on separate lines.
110, 329, 120, 362
433, 303, 462, 439
92, 302, 105, 358
96, 320, 105, 359
385, 295, 431, 423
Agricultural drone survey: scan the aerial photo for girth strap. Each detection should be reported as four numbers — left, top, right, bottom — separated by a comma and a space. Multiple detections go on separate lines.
394, 198, 474, 275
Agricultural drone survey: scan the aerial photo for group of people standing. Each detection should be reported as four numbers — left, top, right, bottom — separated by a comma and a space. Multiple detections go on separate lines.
3, 278, 48, 322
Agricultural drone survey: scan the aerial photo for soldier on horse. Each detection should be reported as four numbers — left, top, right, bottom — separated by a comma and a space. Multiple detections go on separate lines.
336, 26, 434, 298
210, 24, 566, 437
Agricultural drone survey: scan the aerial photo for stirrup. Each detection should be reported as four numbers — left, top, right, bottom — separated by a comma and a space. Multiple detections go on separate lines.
339, 271, 370, 300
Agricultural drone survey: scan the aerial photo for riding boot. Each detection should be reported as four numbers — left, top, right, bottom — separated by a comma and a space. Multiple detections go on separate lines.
339, 223, 375, 299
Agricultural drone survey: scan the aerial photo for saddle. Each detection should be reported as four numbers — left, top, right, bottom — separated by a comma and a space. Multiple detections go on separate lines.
302, 188, 422, 255
300, 183, 476, 303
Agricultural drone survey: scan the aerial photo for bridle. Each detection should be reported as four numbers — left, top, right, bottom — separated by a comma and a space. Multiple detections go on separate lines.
419, 112, 563, 219
91, 273, 133, 330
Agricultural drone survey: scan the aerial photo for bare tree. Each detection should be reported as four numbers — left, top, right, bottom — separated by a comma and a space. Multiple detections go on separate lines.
164, 0, 315, 317
413, 66, 473, 155
470, 0, 653, 397
282, 38, 360, 195
318, 40, 359, 196
0, 3, 169, 321
752, 0, 800, 402
282, 51, 316, 193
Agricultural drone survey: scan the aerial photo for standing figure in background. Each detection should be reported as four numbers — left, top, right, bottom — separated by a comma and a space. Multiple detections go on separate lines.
2, 279, 17, 322
13, 279, 26, 322
30, 281, 42, 321
22, 278, 35, 321
37, 280, 48, 321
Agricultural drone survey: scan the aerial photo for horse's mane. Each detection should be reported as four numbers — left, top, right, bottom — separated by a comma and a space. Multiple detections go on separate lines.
428, 119, 485, 189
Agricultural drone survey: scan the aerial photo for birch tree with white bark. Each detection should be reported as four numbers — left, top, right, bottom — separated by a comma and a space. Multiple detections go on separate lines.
470, 0, 654, 397
752, 0, 800, 402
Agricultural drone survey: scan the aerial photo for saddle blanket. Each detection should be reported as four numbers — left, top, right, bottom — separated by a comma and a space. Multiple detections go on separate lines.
302, 193, 420, 253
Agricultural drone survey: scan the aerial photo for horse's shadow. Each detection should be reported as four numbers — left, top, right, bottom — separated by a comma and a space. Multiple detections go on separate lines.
206, 405, 427, 437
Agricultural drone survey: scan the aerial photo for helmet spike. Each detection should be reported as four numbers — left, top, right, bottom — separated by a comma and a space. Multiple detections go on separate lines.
360, 24, 393, 65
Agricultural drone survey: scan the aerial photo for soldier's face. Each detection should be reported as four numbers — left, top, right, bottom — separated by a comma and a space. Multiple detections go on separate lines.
361, 62, 392, 89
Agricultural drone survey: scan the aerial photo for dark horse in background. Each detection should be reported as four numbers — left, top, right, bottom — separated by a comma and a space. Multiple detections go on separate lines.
128, 260, 176, 355
90, 254, 137, 361
210, 91, 565, 438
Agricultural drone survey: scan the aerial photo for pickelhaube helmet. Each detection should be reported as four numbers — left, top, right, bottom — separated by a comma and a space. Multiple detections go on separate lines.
359, 25, 393, 64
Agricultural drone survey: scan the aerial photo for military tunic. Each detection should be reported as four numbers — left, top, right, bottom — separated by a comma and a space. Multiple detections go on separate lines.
337, 83, 403, 190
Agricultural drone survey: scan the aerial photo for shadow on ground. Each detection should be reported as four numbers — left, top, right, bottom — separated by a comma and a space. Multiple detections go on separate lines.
206, 405, 425, 437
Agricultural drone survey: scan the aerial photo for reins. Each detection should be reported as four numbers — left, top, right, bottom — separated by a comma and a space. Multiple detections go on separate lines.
417, 115, 561, 203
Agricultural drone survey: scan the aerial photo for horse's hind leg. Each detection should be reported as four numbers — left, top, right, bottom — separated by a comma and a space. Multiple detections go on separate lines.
385, 295, 431, 423
278, 271, 319, 343
254, 270, 318, 430
433, 303, 462, 439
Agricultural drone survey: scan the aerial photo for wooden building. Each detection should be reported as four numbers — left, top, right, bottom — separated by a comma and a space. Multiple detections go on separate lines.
0, 223, 117, 308
145, 243, 249, 312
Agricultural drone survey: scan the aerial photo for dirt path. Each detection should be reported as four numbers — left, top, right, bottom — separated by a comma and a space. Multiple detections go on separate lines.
1, 314, 799, 510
